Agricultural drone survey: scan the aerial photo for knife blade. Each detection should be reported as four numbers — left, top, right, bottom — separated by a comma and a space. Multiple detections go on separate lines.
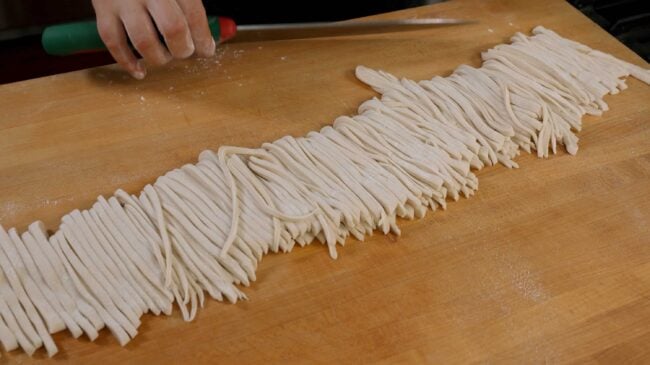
231, 18, 474, 42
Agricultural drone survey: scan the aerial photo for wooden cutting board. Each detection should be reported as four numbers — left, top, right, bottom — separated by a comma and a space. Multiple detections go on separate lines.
1, 0, 649, 363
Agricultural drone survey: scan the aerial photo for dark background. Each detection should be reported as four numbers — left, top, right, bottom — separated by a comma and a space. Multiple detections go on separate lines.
0, 0, 647, 84
0, 0, 435, 83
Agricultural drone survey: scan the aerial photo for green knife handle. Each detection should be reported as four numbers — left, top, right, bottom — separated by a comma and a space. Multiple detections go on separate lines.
42, 16, 222, 56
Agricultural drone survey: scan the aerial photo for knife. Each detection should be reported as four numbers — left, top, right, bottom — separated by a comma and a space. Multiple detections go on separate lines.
42, 16, 472, 56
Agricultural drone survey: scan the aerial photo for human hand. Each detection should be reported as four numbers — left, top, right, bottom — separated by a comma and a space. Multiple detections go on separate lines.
91, 0, 216, 79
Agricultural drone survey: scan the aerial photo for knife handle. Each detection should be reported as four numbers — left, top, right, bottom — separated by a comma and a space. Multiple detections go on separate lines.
41, 16, 236, 56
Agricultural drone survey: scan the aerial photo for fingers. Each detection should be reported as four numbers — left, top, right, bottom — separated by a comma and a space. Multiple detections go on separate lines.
176, 0, 215, 57
92, 0, 215, 79
147, 0, 195, 59
96, 13, 145, 79
122, 6, 172, 67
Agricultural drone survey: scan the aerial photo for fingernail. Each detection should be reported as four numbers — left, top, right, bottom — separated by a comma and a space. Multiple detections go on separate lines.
132, 70, 145, 80
182, 37, 195, 59
132, 61, 146, 80
197, 38, 216, 58
162, 50, 173, 64
207, 38, 216, 56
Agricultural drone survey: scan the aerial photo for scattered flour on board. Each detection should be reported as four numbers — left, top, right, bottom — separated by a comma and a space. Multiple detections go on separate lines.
108, 168, 154, 187
187, 47, 230, 72
40, 196, 75, 208
454, 241, 557, 363
0, 201, 22, 222
1, 197, 75, 223
483, 243, 549, 303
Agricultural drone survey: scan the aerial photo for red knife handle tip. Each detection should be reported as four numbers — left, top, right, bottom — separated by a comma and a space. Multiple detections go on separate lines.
218, 17, 237, 42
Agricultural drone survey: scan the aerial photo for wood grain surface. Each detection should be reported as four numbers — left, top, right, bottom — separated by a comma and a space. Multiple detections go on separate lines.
0, 0, 649, 363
